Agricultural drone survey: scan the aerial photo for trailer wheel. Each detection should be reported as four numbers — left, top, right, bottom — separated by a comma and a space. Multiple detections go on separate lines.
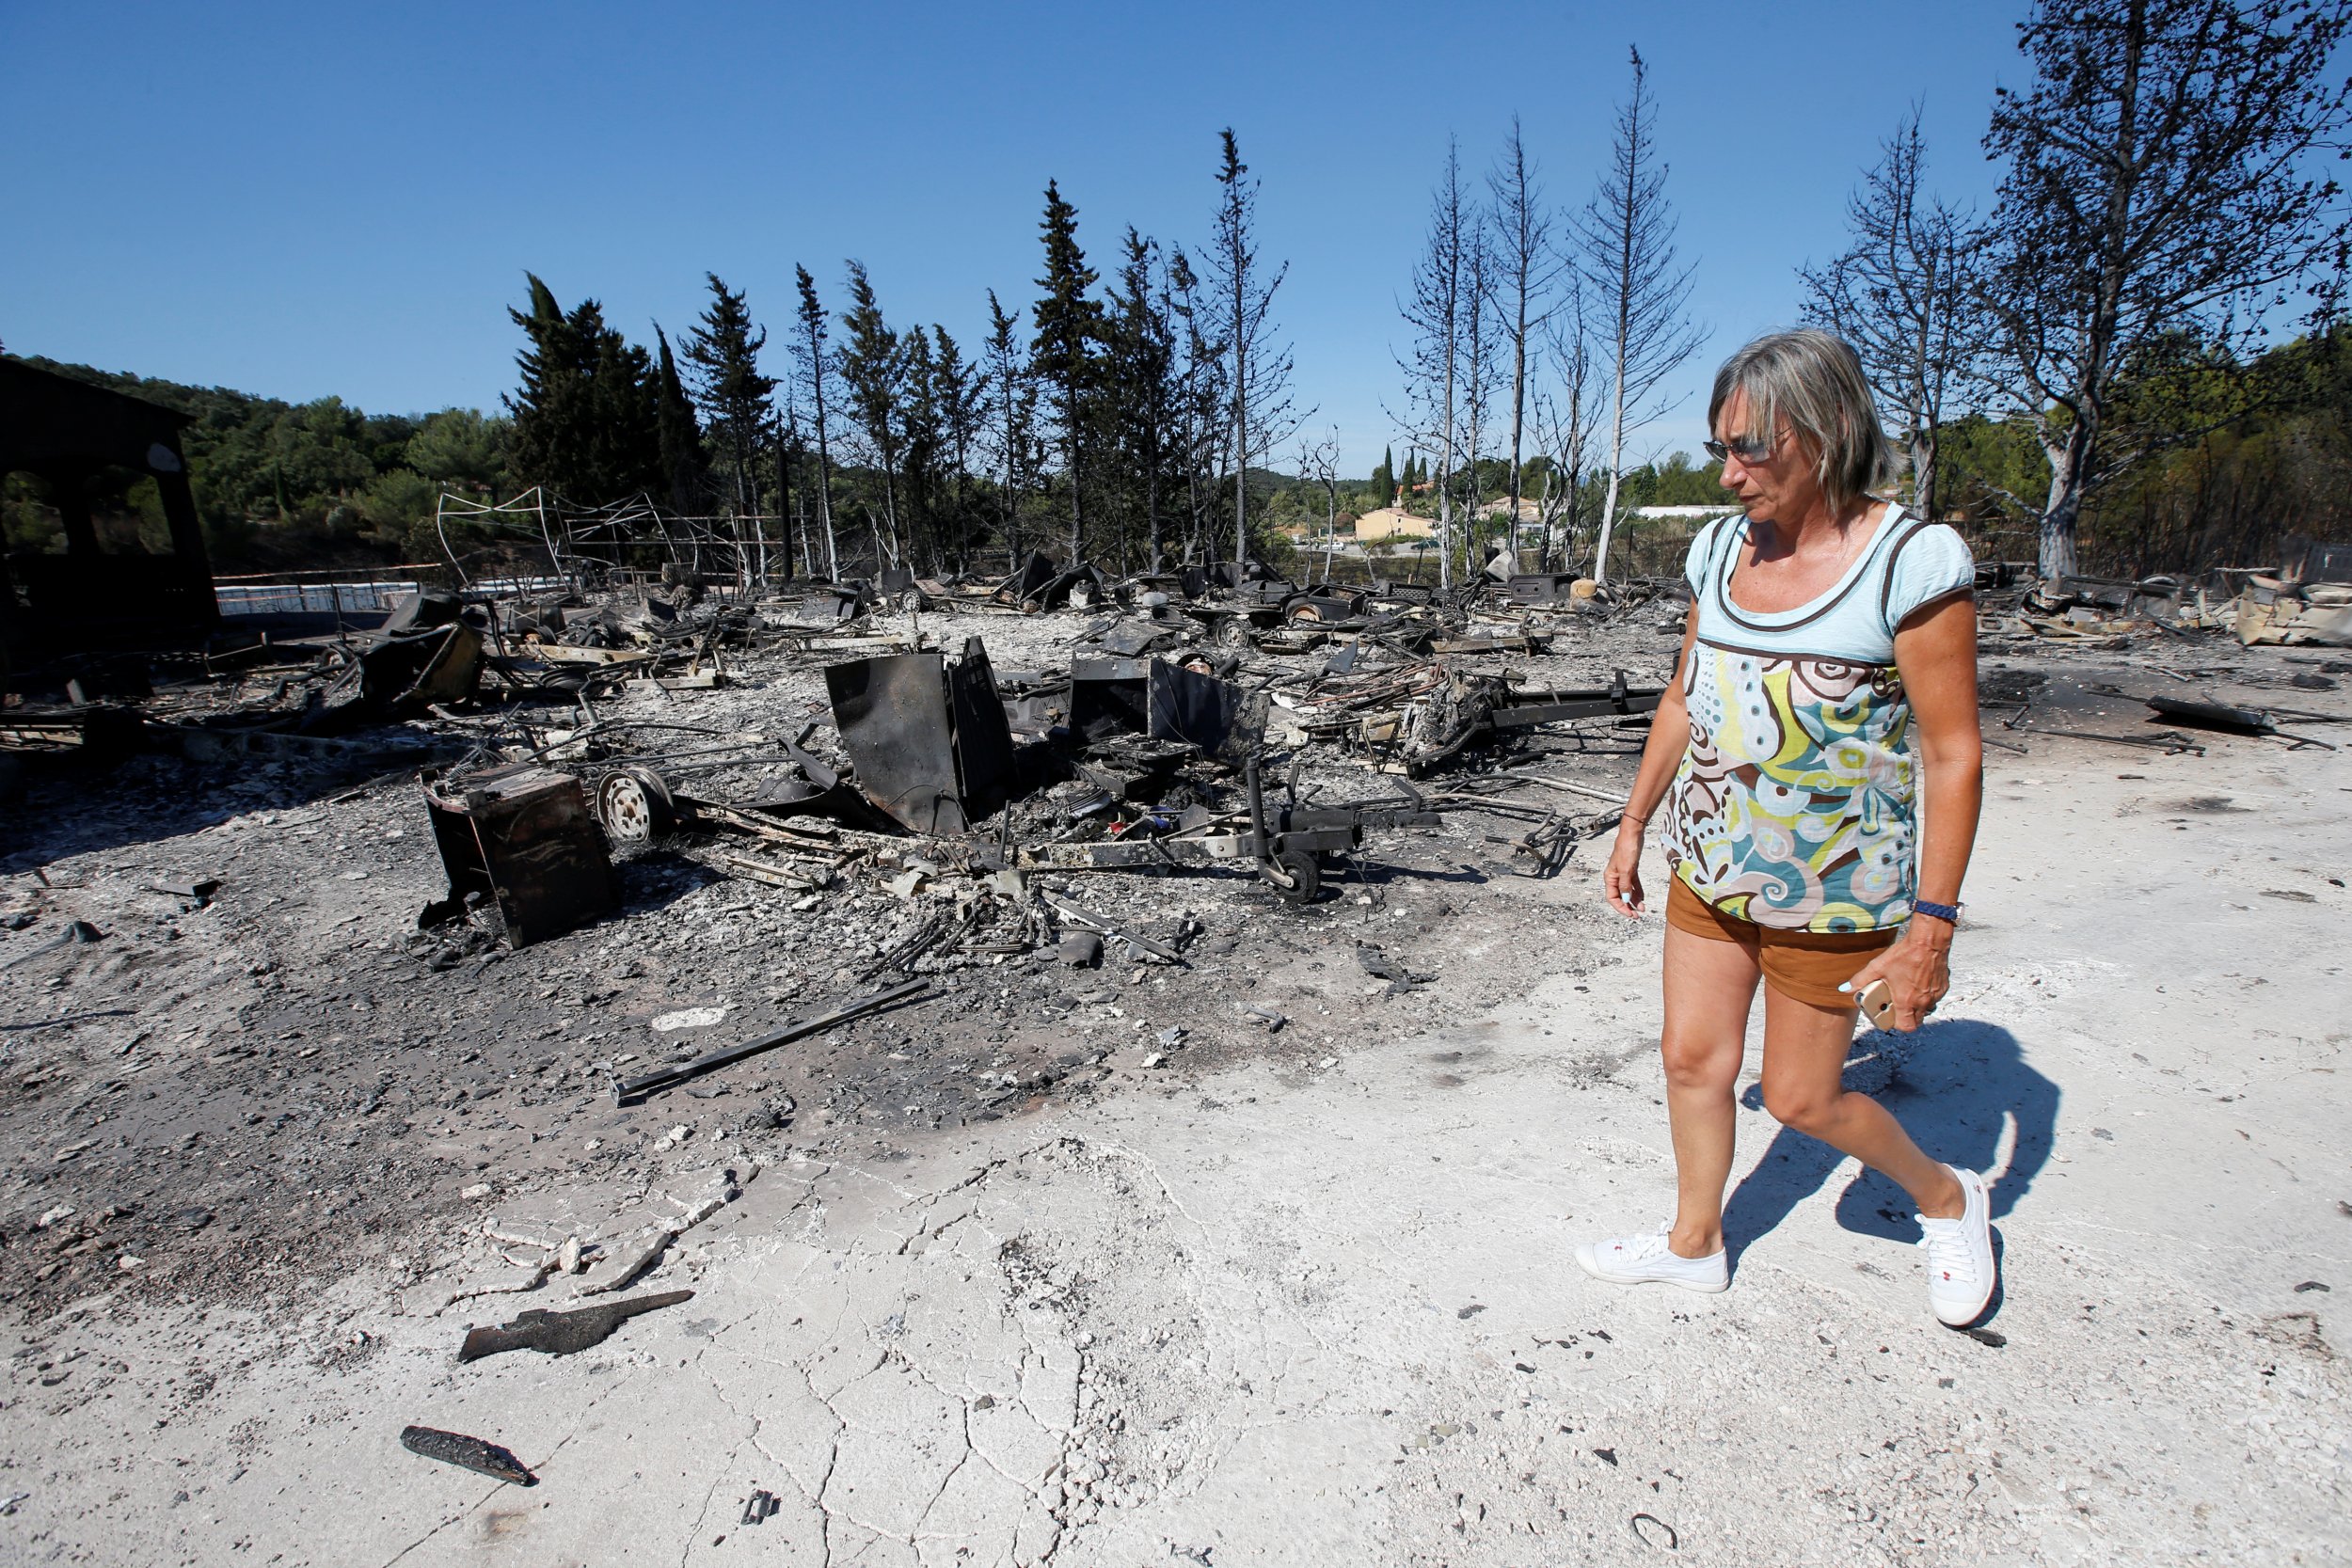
596, 767, 675, 846
1216, 616, 1255, 649
1269, 847, 1323, 905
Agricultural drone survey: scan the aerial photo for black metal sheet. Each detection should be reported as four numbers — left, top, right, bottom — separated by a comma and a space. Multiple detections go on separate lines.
1505, 573, 1575, 604
1003, 550, 1058, 605
1098, 620, 1182, 657
1002, 686, 1068, 736
2146, 694, 2274, 734
1283, 594, 1358, 623
1147, 659, 1248, 757
1488, 670, 1662, 729
946, 637, 1014, 821
826, 654, 968, 833
1488, 690, 1663, 727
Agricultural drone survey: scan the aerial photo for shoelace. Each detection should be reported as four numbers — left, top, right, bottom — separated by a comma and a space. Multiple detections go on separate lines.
1608, 1224, 1677, 1264
1916, 1217, 1978, 1286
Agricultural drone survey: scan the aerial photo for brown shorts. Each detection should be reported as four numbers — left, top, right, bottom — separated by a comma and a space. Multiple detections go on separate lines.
1664, 875, 1898, 1009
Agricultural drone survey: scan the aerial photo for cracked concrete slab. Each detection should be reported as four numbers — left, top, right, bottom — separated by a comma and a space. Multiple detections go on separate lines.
2, 737, 2348, 1565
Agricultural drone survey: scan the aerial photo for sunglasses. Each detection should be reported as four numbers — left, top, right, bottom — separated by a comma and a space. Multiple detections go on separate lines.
1703, 432, 1778, 465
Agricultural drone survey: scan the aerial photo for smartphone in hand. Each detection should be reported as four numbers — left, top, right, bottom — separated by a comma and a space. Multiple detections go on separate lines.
1856, 978, 1898, 1030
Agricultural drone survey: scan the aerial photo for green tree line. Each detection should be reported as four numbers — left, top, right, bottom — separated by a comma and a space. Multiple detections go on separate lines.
489, 131, 1303, 579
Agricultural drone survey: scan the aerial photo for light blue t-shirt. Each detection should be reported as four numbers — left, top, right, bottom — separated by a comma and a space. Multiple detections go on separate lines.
1659, 505, 1976, 932
1682, 506, 1977, 663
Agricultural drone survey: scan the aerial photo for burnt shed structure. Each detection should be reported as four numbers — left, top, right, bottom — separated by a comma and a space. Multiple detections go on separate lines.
0, 358, 217, 656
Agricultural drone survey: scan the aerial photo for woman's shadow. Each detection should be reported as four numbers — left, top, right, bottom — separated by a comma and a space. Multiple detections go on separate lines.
1722, 1017, 2057, 1314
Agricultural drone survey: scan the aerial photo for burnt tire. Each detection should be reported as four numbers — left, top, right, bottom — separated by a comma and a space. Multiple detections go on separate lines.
1269, 847, 1323, 905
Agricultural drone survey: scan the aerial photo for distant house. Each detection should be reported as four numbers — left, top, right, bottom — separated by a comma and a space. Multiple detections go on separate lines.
1354, 506, 1434, 544
1629, 505, 1741, 521
1477, 497, 1542, 524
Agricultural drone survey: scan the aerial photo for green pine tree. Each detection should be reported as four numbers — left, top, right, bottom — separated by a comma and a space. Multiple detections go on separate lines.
899, 324, 943, 572
680, 274, 777, 526
503, 273, 662, 502
1104, 227, 1182, 573
1031, 180, 1104, 557
837, 260, 907, 564
929, 325, 985, 572
652, 325, 704, 513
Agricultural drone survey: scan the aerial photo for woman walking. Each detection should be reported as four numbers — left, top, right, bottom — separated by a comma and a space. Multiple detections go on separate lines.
1578, 329, 1996, 1326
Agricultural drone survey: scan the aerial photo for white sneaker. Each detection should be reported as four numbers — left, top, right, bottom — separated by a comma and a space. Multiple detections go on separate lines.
1575, 1223, 1728, 1292
1917, 1166, 1996, 1325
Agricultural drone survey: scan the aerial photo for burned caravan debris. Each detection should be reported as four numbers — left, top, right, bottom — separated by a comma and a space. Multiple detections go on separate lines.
824, 639, 1016, 834
1069, 657, 1152, 744
1068, 655, 1253, 755
32, 523, 2339, 1352
419, 764, 617, 946
12, 542, 1736, 979
0, 360, 219, 657
994, 551, 1106, 611
1502, 573, 1592, 607
326, 617, 485, 720
1148, 658, 1253, 758
1486, 670, 1664, 732
1017, 757, 1444, 903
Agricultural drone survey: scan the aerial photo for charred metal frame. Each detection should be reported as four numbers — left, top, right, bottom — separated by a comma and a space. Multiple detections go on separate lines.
421, 764, 617, 946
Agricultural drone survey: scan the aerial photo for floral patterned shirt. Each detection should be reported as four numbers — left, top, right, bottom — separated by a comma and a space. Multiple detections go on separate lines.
1660, 507, 1975, 933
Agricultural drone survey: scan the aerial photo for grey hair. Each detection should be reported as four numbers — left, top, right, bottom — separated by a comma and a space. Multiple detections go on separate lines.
1708, 329, 1897, 516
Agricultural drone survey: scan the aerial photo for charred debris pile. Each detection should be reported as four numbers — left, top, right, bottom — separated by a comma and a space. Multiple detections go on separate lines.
1990, 538, 2352, 652
3, 554, 1678, 1098
10, 543, 2341, 1121
385, 556, 1675, 994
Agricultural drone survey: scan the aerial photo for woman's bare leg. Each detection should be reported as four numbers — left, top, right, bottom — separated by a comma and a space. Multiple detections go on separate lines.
1661, 926, 1764, 1257
1756, 989, 1965, 1219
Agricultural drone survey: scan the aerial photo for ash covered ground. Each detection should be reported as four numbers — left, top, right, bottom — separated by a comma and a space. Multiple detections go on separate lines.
0, 600, 1692, 1326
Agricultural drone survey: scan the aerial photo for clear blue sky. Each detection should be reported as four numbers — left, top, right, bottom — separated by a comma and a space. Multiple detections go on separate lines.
1, 0, 2032, 476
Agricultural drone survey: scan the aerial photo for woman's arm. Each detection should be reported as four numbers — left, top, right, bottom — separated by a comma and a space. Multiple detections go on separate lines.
1603, 611, 1700, 918
1844, 593, 1983, 1028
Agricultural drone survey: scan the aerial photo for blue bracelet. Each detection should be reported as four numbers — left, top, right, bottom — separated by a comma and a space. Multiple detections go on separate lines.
1912, 898, 1963, 925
